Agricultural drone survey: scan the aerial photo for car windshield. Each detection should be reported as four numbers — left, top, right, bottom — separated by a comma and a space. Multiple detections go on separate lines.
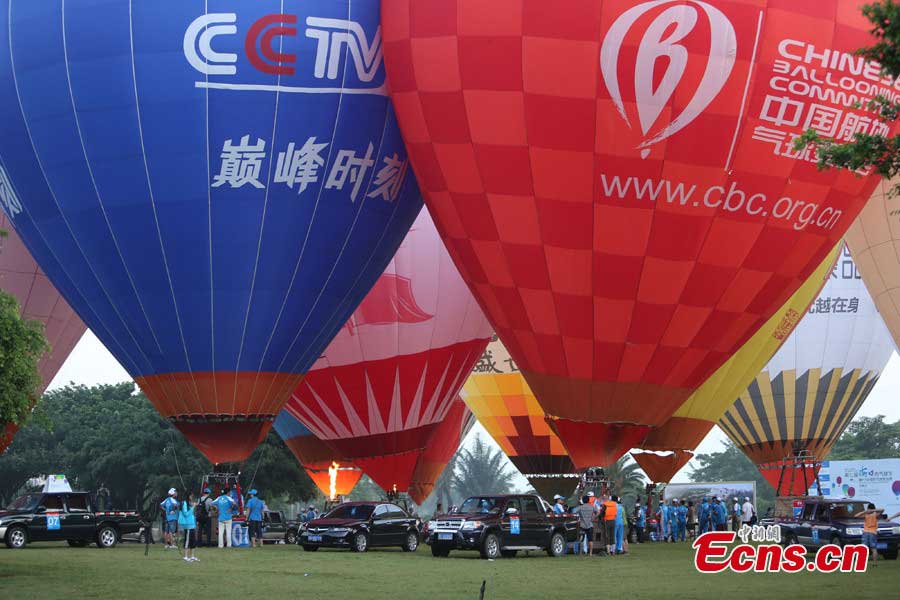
459, 497, 500, 514
6, 494, 40, 511
829, 503, 865, 520
325, 504, 374, 520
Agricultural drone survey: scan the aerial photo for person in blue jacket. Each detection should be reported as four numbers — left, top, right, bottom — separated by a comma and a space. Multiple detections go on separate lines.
245, 489, 267, 548
674, 499, 688, 542
613, 496, 626, 554
177, 491, 198, 562
699, 497, 711, 535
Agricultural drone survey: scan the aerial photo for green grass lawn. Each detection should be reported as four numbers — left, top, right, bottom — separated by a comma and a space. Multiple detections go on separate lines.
0, 540, 896, 599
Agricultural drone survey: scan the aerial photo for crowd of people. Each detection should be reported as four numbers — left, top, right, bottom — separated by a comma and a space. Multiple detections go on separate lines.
545, 491, 759, 555
157, 486, 278, 561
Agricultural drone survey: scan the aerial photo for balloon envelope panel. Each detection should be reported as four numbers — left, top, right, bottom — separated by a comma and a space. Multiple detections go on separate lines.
1, 214, 85, 454
0, 214, 85, 392
0, 0, 422, 463
273, 411, 362, 498
408, 397, 470, 505
846, 178, 900, 350
381, 0, 894, 467
283, 208, 492, 487
642, 242, 840, 452
462, 338, 574, 477
719, 247, 896, 464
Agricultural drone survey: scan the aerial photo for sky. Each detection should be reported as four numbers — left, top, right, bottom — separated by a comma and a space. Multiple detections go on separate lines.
48, 331, 900, 489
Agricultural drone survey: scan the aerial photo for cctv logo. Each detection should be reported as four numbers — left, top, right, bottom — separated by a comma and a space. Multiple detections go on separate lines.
183, 13, 385, 95
600, 0, 737, 157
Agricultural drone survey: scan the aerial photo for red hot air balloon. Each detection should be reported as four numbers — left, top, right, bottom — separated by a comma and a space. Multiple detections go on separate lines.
408, 397, 473, 505
1, 215, 85, 453
282, 209, 492, 492
381, 0, 895, 467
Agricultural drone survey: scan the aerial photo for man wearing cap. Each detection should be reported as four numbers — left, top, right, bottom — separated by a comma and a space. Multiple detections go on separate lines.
198, 487, 213, 546
214, 487, 237, 548
245, 489, 266, 548
633, 499, 646, 543
712, 497, 728, 532
732, 497, 742, 532
552, 494, 567, 515
159, 488, 180, 549
741, 496, 756, 526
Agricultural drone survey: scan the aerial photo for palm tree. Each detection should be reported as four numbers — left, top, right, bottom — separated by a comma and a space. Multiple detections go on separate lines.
604, 456, 647, 506
451, 435, 517, 499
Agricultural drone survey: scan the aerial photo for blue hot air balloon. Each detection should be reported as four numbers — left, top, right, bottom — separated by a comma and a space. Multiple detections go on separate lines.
0, 0, 421, 463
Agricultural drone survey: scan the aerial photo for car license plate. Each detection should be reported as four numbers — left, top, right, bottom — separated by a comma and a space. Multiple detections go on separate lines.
877, 542, 887, 550
438, 533, 453, 541
307, 535, 322, 542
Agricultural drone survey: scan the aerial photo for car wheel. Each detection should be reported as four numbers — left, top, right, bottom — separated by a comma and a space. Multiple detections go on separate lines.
302, 545, 319, 552
882, 549, 898, 560
547, 532, 566, 557
402, 531, 419, 552
67, 540, 89, 548
829, 535, 844, 548
431, 544, 450, 557
351, 531, 368, 553
500, 549, 518, 558
480, 533, 501, 560
783, 532, 798, 546
96, 526, 118, 549
5, 526, 27, 549
285, 530, 298, 545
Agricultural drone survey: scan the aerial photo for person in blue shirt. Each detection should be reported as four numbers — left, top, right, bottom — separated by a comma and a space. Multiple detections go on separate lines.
214, 488, 237, 548
674, 499, 687, 542
656, 500, 668, 542
633, 500, 646, 543
699, 497, 712, 535
245, 489, 267, 548
159, 488, 180, 549
713, 497, 728, 531
613, 496, 625, 554
177, 491, 198, 562
552, 494, 567, 515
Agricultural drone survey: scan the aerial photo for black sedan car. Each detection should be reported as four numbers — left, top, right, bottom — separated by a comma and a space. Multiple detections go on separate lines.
299, 501, 419, 553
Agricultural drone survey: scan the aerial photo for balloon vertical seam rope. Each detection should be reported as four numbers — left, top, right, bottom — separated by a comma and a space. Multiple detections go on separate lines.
260, 106, 403, 411
248, 6, 359, 406
126, 0, 202, 415
235, 0, 285, 419
200, 0, 218, 417
5, 0, 148, 376
60, 0, 168, 369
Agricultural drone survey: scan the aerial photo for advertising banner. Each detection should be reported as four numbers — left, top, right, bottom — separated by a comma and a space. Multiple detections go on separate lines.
663, 481, 757, 507
812, 459, 900, 516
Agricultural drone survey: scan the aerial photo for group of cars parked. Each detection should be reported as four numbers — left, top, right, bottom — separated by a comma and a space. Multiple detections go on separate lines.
4, 489, 899, 561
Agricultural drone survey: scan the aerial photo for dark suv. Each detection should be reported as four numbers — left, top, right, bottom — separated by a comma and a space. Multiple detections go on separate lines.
299, 501, 419, 553
767, 497, 900, 559
425, 494, 577, 559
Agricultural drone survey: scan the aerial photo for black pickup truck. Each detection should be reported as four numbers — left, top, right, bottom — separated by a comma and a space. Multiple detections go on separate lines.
0, 491, 141, 549
261, 510, 302, 545
765, 497, 900, 560
425, 494, 577, 559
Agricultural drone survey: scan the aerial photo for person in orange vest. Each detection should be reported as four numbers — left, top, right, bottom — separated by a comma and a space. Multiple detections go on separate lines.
600, 494, 618, 556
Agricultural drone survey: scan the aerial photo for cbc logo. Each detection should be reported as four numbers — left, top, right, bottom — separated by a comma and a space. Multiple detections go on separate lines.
600, 0, 737, 157
184, 13, 383, 83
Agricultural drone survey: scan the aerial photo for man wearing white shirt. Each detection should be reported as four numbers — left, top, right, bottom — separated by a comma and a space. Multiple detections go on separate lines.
741, 497, 755, 526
